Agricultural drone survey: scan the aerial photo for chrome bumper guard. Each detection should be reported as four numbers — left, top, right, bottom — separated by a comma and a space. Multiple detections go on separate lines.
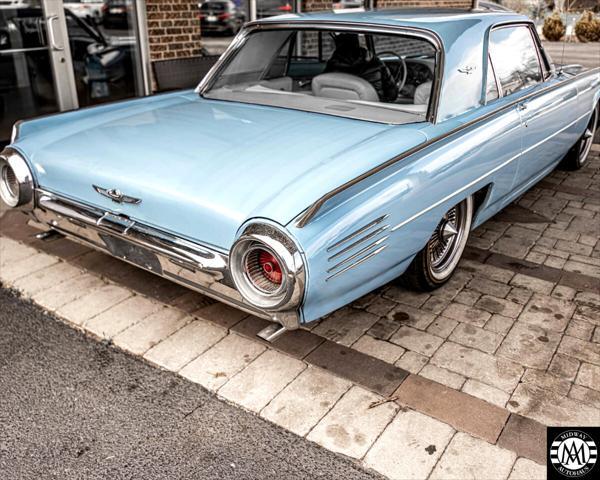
31, 189, 300, 328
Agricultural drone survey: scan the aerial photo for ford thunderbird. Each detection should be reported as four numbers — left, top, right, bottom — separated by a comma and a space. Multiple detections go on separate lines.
2, 9, 599, 340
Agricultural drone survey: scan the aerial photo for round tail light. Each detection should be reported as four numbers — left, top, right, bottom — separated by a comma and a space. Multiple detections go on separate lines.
244, 247, 283, 293
0, 149, 34, 210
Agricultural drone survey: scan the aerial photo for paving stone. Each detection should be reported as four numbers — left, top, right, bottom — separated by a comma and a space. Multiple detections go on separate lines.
460, 259, 515, 283
169, 291, 215, 314
364, 295, 397, 317
569, 384, 600, 409
468, 277, 511, 298
305, 340, 408, 397
441, 303, 491, 327
485, 314, 515, 335
426, 316, 458, 338
31, 273, 105, 311
1, 251, 59, 283
510, 274, 555, 295
420, 295, 452, 315
476, 295, 524, 318
558, 335, 600, 365
260, 366, 351, 437
573, 303, 600, 327
394, 375, 509, 444
564, 260, 600, 278
364, 409, 454, 480
521, 369, 571, 396
555, 240, 593, 256
394, 350, 428, 374
193, 302, 248, 329
519, 294, 575, 333
352, 334, 405, 364
450, 322, 502, 354
548, 354, 580, 382
432, 342, 523, 392
383, 285, 430, 307
389, 326, 444, 357
461, 379, 509, 408
574, 291, 600, 308
388, 304, 437, 330
576, 362, 600, 391
497, 322, 561, 369
551, 285, 576, 302
454, 289, 481, 306
430, 432, 517, 480
508, 383, 600, 427
566, 318, 595, 341
419, 364, 465, 390
144, 319, 227, 371
56, 284, 132, 326
559, 270, 599, 294
219, 349, 306, 413
594, 327, 600, 343
232, 316, 323, 360
0, 236, 37, 265
112, 307, 190, 356
179, 333, 266, 391
545, 255, 567, 269
507, 287, 533, 305
312, 307, 379, 347
508, 457, 547, 480
11, 261, 83, 296
497, 414, 546, 465
307, 385, 398, 460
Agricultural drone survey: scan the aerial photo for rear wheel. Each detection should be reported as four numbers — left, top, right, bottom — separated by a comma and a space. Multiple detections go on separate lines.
561, 104, 598, 170
403, 196, 474, 291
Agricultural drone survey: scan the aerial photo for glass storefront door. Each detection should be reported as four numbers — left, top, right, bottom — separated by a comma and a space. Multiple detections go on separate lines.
0, 0, 147, 143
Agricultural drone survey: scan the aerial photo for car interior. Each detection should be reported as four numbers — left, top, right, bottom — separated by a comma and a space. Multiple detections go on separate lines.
205, 28, 438, 122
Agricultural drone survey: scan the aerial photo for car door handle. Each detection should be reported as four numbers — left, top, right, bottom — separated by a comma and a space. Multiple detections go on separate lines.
517, 103, 528, 112
47, 15, 64, 52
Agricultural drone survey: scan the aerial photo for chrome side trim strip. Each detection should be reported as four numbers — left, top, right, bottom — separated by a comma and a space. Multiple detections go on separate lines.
327, 235, 388, 274
326, 245, 387, 281
328, 225, 389, 261
390, 109, 593, 232
296, 67, 599, 228
327, 214, 388, 252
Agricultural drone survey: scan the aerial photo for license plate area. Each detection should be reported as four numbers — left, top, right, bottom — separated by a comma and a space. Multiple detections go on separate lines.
100, 234, 163, 274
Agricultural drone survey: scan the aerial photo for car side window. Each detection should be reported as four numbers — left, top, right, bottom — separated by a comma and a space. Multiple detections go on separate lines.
485, 56, 499, 102
488, 25, 542, 96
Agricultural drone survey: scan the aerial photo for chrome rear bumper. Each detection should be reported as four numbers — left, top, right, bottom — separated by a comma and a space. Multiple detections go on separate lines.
31, 189, 301, 328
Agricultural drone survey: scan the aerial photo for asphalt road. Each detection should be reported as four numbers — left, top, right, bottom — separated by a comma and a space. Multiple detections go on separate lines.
0, 288, 381, 480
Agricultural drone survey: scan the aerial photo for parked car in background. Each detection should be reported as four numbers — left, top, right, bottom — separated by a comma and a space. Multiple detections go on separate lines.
64, 0, 105, 25
332, 0, 364, 10
102, 0, 131, 29
2, 10, 598, 339
255, 0, 292, 18
199, 0, 245, 35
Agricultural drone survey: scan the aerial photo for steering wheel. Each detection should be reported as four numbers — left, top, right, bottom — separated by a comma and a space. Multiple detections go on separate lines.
377, 51, 408, 92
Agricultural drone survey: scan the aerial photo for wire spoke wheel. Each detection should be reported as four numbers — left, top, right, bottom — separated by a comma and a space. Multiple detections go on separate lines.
426, 196, 473, 282
578, 107, 597, 167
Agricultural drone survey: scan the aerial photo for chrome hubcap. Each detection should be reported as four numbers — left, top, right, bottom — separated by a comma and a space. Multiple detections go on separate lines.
427, 197, 472, 281
579, 110, 597, 165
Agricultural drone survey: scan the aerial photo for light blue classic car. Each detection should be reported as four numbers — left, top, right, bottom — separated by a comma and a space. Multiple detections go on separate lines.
2, 9, 599, 340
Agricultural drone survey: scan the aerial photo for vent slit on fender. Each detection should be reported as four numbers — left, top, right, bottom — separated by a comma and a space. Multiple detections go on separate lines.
326, 214, 389, 252
327, 236, 389, 273
328, 225, 389, 261
326, 245, 387, 281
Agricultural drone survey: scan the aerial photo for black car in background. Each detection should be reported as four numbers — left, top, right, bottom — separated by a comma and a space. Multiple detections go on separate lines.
102, 0, 132, 29
199, 1, 245, 35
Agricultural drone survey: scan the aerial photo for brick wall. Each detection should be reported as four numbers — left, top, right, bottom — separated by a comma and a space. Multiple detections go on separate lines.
146, 0, 203, 62
303, 0, 473, 10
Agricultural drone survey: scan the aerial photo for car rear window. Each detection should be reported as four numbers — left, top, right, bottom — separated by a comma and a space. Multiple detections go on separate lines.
200, 2, 227, 11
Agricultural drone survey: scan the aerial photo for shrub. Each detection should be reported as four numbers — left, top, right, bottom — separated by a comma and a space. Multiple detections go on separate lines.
574, 11, 600, 43
543, 12, 566, 41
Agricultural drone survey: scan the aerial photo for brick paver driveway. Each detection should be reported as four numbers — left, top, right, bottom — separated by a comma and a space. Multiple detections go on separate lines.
1, 144, 599, 480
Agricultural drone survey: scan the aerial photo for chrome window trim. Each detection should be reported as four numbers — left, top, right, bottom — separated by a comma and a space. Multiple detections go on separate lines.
295, 66, 599, 228
196, 20, 445, 125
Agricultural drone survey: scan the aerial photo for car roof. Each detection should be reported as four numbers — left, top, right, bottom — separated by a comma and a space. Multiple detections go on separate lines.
257, 8, 529, 40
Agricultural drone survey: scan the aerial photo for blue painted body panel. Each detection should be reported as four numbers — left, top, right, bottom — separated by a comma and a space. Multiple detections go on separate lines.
10, 9, 600, 323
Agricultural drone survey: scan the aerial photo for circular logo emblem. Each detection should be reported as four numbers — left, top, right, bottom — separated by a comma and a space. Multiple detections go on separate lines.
550, 430, 597, 478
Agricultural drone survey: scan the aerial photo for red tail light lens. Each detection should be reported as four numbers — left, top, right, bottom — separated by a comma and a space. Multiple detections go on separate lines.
244, 248, 283, 293
278, 4, 292, 11
218, 12, 231, 19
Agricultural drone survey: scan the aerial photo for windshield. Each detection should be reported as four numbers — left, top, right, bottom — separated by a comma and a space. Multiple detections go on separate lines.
202, 27, 438, 124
